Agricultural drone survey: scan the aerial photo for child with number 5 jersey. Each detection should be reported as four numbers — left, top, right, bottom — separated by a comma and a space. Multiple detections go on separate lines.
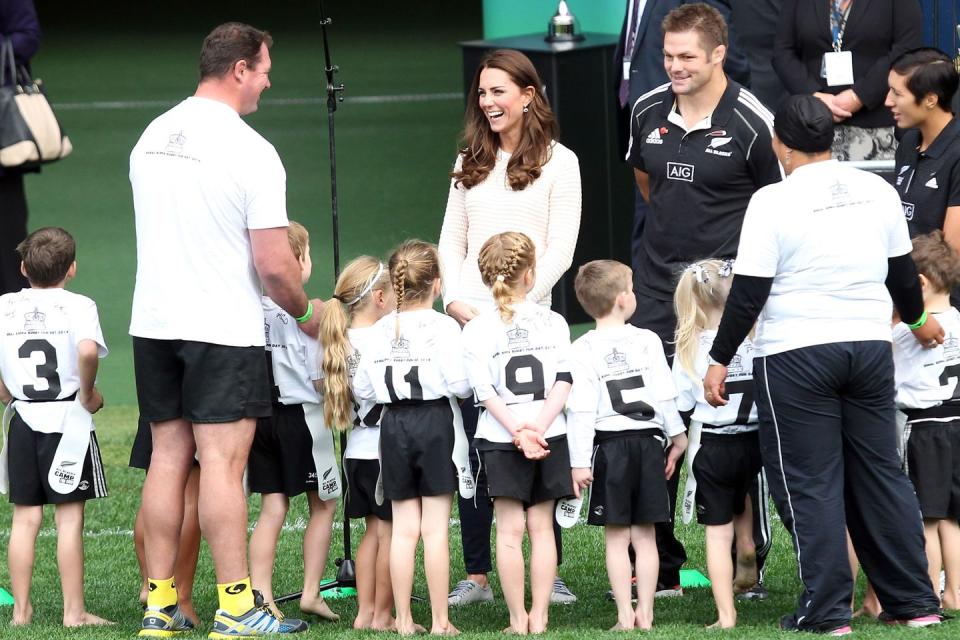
566, 260, 687, 631
353, 240, 471, 636
461, 232, 573, 635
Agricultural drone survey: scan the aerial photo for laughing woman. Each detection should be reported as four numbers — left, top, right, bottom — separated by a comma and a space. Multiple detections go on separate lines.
438, 48, 582, 608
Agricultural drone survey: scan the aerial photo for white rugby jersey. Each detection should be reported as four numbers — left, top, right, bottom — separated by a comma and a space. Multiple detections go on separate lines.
263, 297, 321, 406
673, 330, 758, 435
344, 325, 384, 460
462, 301, 572, 445
0, 289, 108, 430
566, 324, 684, 467
353, 309, 470, 405
893, 307, 960, 417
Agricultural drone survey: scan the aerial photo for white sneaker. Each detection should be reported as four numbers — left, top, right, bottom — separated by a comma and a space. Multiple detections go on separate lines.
550, 577, 577, 604
654, 584, 683, 598
447, 579, 494, 606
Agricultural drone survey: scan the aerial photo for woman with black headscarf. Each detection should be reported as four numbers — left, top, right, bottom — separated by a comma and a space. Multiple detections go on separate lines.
703, 95, 944, 634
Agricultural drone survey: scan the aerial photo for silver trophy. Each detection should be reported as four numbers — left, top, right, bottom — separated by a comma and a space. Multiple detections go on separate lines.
546, 0, 584, 43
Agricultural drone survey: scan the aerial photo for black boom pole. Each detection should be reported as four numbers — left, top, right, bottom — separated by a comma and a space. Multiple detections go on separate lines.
275, 0, 352, 604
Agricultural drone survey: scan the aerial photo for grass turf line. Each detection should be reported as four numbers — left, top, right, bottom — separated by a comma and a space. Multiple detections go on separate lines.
0, 406, 954, 638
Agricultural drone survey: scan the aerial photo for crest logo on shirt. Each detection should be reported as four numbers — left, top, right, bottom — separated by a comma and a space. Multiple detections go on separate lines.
346, 349, 361, 376
390, 337, 410, 357
604, 348, 628, 373
165, 130, 186, 154
507, 325, 530, 349
902, 201, 915, 221
944, 336, 959, 361
24, 307, 46, 332
727, 354, 745, 376
667, 162, 695, 182
705, 136, 734, 157
925, 175, 939, 189
645, 127, 666, 145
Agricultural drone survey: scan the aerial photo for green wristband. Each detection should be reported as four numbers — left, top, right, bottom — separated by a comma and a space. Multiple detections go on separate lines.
907, 310, 928, 330
295, 301, 314, 324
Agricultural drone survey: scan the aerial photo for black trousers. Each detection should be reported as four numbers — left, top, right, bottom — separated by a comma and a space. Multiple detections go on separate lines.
456, 400, 564, 576
754, 341, 940, 631
0, 172, 29, 294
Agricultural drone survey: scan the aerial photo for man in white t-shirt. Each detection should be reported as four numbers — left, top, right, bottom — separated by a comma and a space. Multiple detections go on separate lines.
704, 96, 943, 633
129, 22, 319, 637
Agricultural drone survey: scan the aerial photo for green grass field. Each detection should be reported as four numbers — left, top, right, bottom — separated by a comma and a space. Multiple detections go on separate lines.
0, 3, 955, 638
0, 406, 955, 639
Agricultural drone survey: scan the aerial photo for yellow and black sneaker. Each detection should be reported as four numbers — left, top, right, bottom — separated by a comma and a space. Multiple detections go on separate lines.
208, 591, 308, 638
139, 604, 196, 637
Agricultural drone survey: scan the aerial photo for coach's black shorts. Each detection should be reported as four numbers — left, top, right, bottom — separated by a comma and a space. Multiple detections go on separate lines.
692, 431, 763, 526
248, 403, 319, 497
133, 337, 271, 424
587, 431, 670, 526
8, 414, 108, 506
345, 458, 392, 521
128, 416, 152, 470
380, 399, 457, 500
905, 420, 960, 520
481, 435, 573, 507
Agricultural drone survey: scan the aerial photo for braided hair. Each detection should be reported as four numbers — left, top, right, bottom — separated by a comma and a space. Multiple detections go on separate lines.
478, 231, 537, 323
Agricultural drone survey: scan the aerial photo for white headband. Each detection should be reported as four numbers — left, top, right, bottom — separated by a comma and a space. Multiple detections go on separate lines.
346, 262, 384, 306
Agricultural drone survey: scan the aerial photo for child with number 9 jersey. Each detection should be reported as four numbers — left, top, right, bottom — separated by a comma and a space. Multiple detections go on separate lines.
352, 239, 471, 636
566, 260, 686, 632
461, 232, 574, 635
892, 231, 960, 611
0, 227, 111, 627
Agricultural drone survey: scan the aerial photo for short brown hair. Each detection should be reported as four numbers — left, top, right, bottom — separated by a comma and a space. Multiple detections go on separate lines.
199, 22, 272, 80
662, 3, 728, 52
287, 221, 309, 260
574, 260, 632, 320
911, 230, 960, 292
16, 227, 76, 287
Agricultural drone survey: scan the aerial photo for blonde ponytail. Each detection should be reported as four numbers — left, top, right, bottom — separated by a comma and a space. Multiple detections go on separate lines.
319, 256, 389, 432
672, 259, 734, 382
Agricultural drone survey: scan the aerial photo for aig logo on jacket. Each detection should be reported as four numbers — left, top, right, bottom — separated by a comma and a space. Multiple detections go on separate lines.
667, 162, 695, 182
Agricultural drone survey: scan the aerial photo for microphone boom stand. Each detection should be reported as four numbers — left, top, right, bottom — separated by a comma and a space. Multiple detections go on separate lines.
275, 0, 351, 603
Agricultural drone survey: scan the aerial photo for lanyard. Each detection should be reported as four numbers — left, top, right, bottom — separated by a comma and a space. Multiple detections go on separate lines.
830, 0, 850, 52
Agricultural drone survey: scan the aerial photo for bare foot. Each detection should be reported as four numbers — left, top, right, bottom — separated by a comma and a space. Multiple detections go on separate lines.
503, 624, 527, 635
528, 614, 548, 635
139, 588, 148, 607
300, 596, 340, 622
63, 611, 115, 627
11, 603, 33, 626
635, 614, 653, 631
371, 617, 397, 632
706, 619, 735, 630
852, 605, 880, 619
431, 622, 460, 636
354, 614, 373, 630
396, 618, 424, 636
609, 621, 634, 631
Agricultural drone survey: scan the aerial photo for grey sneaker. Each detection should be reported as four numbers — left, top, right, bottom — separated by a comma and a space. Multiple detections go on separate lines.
654, 583, 683, 598
208, 591, 308, 638
736, 583, 769, 601
447, 579, 494, 606
550, 577, 577, 604
139, 603, 196, 637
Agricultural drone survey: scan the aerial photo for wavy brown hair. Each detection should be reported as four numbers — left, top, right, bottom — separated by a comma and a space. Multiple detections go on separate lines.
452, 49, 559, 191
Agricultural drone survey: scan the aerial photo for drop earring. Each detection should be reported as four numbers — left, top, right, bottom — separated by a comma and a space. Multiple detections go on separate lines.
523, 104, 529, 113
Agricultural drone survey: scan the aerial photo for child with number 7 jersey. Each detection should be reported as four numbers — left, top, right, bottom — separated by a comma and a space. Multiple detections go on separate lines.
352, 239, 471, 636
671, 259, 764, 629
460, 232, 574, 635
566, 260, 686, 631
